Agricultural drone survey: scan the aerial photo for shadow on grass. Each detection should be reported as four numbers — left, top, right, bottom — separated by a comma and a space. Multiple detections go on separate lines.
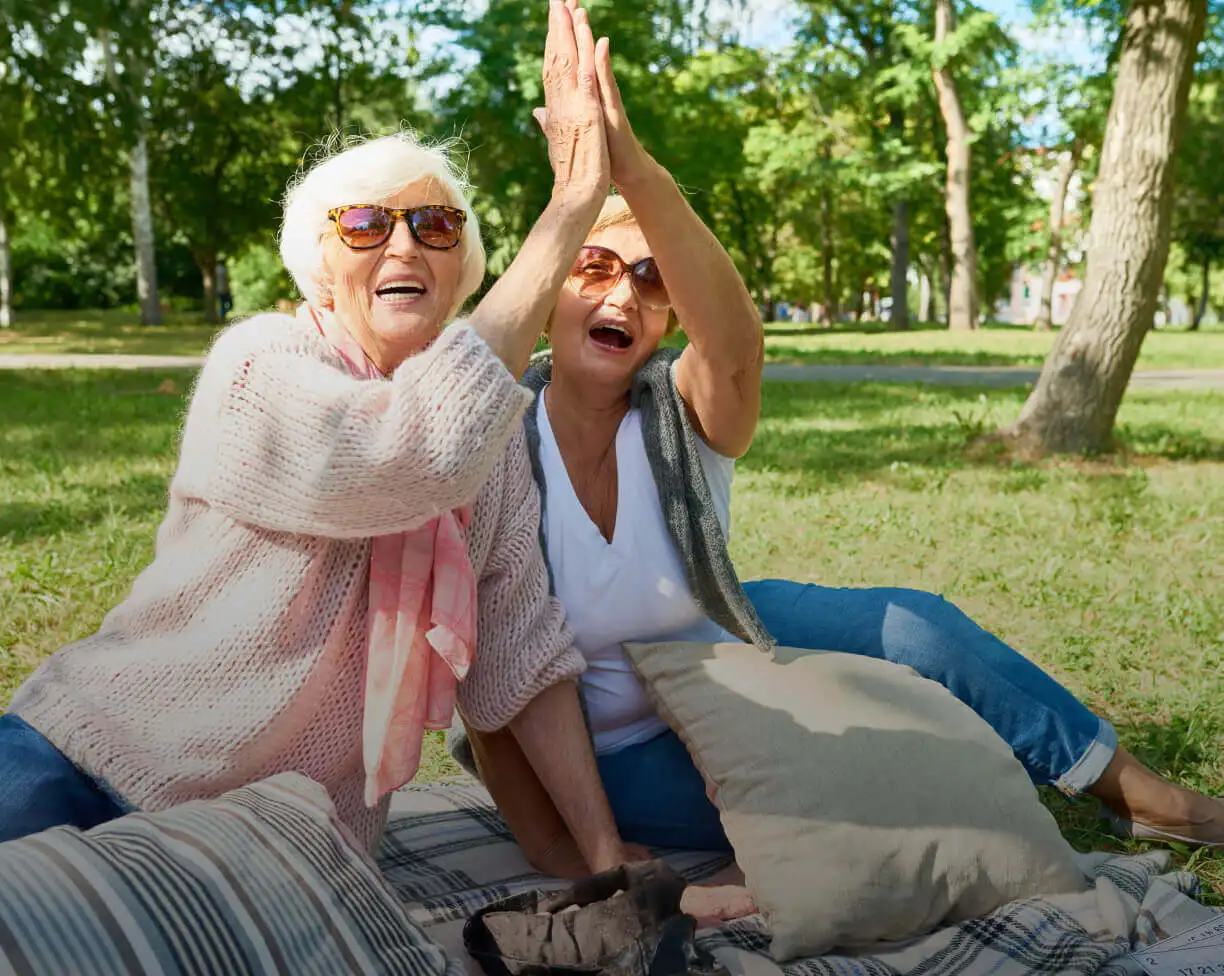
0, 473, 170, 543
2, 371, 188, 464
1119, 424, 1224, 462
762, 319, 1042, 337
0, 309, 221, 357
742, 383, 1224, 489
764, 343, 1046, 368
1118, 716, 1224, 787
742, 382, 1001, 487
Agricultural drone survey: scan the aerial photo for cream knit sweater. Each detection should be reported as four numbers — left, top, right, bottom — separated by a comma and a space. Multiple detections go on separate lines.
10, 312, 584, 852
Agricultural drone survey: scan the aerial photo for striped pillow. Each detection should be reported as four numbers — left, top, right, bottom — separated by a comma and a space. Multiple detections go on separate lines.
0, 772, 465, 976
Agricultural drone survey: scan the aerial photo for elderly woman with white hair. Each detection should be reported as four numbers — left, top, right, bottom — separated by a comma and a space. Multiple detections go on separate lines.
0, 0, 635, 870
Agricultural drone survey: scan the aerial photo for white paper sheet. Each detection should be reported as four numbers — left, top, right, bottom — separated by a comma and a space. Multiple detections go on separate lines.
1132, 915, 1224, 976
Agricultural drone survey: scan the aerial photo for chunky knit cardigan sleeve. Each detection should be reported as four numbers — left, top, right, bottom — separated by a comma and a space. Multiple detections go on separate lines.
176, 314, 532, 539
460, 426, 585, 731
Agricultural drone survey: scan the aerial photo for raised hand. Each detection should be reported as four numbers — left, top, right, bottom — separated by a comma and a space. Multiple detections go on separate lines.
535, 0, 609, 206
592, 35, 653, 189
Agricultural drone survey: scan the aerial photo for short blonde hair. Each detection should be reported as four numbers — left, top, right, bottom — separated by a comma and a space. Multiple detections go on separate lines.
279, 131, 485, 319
590, 193, 636, 236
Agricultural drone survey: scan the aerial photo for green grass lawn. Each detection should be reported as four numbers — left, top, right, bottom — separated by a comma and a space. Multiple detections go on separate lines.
759, 319, 1224, 369
5, 308, 1224, 370
0, 309, 224, 357
1, 369, 1221, 896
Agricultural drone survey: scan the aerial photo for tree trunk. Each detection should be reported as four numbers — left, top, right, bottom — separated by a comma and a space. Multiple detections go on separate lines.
937, 221, 951, 325
762, 288, 776, 325
0, 212, 12, 329
820, 172, 837, 325
196, 250, 219, 325
1190, 254, 1210, 330
890, 198, 910, 330
100, 27, 161, 326
130, 131, 162, 326
932, 0, 979, 331
1035, 140, 1083, 332
919, 268, 933, 323
888, 108, 910, 331
1003, 0, 1206, 456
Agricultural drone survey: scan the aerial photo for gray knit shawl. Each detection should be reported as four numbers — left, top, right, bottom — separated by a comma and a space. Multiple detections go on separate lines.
521, 349, 773, 649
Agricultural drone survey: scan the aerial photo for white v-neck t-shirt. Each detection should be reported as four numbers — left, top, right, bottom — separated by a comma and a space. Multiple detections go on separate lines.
536, 387, 741, 755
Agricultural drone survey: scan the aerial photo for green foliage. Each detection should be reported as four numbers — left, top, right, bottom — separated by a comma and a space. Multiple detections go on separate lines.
1168, 69, 1224, 319
230, 242, 299, 315
5, 0, 1223, 331
9, 214, 136, 310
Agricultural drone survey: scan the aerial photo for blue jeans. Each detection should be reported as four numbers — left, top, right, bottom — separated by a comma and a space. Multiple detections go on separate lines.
0, 714, 129, 843
597, 580, 1117, 851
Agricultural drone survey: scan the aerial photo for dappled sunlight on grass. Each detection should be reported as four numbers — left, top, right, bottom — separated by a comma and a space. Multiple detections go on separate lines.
1, 368, 1219, 890
0, 309, 224, 356
6, 310, 1224, 370
759, 320, 1224, 369
727, 380, 1223, 895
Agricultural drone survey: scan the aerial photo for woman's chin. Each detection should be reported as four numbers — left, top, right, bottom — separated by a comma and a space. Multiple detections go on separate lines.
569, 340, 646, 388
373, 308, 444, 358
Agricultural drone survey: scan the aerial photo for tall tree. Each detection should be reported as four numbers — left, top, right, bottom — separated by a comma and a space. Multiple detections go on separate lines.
0, 207, 9, 329
1170, 70, 1224, 329
1002, 0, 1208, 455
1028, 68, 1110, 331
1033, 139, 1081, 331
1, 0, 101, 326
96, 0, 162, 325
931, 0, 978, 330
795, 0, 931, 329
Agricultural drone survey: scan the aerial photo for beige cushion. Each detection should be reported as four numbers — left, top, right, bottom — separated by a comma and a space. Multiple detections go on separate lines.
622, 641, 1089, 961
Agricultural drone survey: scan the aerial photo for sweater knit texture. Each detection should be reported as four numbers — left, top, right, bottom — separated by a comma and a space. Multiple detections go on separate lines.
9, 313, 585, 853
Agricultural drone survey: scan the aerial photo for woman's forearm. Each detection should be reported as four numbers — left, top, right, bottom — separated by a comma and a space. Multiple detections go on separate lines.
508, 679, 625, 874
617, 158, 763, 376
468, 192, 603, 380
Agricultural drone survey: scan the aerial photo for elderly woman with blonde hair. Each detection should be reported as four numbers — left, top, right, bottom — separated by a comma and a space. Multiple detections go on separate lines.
0, 0, 635, 872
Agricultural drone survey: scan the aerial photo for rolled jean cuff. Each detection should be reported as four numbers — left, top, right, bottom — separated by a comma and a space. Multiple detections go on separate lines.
1054, 716, 1118, 796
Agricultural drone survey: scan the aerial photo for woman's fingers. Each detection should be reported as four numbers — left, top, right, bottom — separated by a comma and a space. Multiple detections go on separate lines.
544, 0, 578, 94
594, 36, 624, 118
539, 0, 609, 198
573, 6, 597, 82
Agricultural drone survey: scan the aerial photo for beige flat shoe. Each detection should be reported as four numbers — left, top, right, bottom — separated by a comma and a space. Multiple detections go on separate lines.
1101, 800, 1224, 849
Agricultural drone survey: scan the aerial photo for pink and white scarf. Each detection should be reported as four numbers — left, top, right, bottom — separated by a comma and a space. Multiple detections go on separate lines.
303, 305, 477, 808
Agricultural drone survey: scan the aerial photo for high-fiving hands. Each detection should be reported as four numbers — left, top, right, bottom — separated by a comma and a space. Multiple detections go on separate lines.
536, 0, 609, 207
535, 0, 653, 196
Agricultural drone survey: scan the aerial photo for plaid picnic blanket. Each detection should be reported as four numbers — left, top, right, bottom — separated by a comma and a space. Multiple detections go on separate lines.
377, 783, 1222, 976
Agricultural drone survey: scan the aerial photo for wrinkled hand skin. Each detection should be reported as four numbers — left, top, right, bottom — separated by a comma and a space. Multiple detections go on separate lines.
536, 0, 609, 206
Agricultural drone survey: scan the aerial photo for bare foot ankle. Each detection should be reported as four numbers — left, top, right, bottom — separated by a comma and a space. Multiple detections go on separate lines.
681, 884, 757, 928
1090, 749, 1224, 843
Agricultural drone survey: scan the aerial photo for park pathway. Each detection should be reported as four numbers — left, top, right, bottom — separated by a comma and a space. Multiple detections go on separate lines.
2, 353, 1224, 390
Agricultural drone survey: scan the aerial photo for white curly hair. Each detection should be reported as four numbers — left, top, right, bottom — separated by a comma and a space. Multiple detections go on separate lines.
279, 130, 485, 319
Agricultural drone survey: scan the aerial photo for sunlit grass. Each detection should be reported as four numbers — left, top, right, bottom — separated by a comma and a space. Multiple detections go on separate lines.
0, 309, 223, 357
1, 369, 1220, 896
5, 310, 1224, 371
759, 319, 1224, 369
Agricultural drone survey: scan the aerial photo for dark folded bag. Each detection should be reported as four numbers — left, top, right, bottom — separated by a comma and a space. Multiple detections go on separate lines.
463, 861, 729, 976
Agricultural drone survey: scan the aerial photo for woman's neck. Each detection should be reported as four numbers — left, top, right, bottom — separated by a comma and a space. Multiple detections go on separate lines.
544, 370, 631, 452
